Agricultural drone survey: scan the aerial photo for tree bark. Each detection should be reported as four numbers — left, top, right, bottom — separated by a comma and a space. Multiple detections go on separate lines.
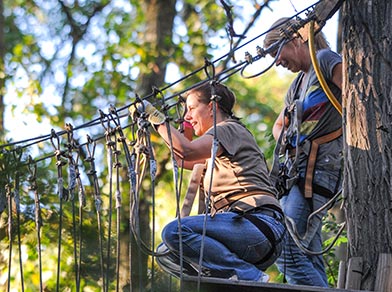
342, 1, 392, 290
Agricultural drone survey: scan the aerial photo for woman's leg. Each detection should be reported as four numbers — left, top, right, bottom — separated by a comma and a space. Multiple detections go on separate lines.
160, 212, 284, 281
276, 185, 329, 287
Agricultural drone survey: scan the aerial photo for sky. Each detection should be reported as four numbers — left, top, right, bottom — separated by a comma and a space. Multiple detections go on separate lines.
3, 0, 339, 144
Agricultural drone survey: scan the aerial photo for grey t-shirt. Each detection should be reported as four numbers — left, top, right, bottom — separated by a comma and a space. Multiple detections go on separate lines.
204, 119, 277, 200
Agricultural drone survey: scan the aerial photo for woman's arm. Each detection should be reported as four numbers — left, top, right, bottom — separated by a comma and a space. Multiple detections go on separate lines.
156, 123, 217, 162
331, 62, 343, 90
272, 108, 288, 141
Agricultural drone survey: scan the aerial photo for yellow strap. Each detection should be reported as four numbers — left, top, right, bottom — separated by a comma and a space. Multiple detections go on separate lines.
308, 20, 342, 115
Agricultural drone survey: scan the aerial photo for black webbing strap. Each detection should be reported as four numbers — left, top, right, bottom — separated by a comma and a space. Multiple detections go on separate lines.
242, 213, 277, 265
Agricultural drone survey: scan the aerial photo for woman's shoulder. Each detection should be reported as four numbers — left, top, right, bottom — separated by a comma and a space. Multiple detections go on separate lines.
220, 119, 249, 132
215, 119, 254, 140
317, 48, 342, 62
206, 119, 244, 136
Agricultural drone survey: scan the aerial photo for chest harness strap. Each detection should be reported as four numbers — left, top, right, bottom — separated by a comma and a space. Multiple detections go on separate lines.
303, 127, 342, 198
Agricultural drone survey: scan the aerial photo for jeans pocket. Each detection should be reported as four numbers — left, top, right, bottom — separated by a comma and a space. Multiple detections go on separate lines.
241, 238, 271, 264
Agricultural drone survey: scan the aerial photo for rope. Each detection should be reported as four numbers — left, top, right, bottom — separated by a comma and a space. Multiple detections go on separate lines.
27, 158, 43, 292
106, 108, 124, 292
108, 110, 139, 289
101, 112, 116, 292
285, 189, 346, 256
153, 87, 186, 289
6, 183, 14, 292
240, 39, 288, 79
50, 130, 68, 292
13, 167, 25, 292
65, 124, 83, 292
85, 135, 107, 291
308, 20, 342, 115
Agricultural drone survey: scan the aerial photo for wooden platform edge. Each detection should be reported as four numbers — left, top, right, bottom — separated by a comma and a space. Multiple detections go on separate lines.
182, 275, 370, 292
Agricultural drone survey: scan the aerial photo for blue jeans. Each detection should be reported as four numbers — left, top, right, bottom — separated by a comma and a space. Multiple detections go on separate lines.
276, 185, 329, 287
157, 211, 285, 281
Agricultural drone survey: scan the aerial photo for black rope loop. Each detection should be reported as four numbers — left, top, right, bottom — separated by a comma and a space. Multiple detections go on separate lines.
174, 94, 188, 131
64, 124, 78, 200
50, 129, 69, 202
65, 123, 77, 151
151, 85, 181, 121
134, 93, 144, 109
103, 118, 117, 148
86, 135, 96, 159
99, 109, 110, 131
129, 93, 146, 122
100, 109, 119, 146
240, 39, 287, 79
132, 93, 153, 130
127, 111, 138, 147
27, 156, 37, 187
50, 129, 61, 150
108, 104, 122, 128
50, 129, 67, 162
11, 150, 23, 210
104, 107, 126, 171
151, 85, 169, 115
203, 58, 216, 80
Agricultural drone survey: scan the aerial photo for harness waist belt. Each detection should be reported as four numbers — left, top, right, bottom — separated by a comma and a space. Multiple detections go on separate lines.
213, 190, 275, 212
248, 205, 284, 219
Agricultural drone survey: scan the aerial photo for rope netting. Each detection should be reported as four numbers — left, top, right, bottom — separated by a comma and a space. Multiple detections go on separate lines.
0, 1, 345, 291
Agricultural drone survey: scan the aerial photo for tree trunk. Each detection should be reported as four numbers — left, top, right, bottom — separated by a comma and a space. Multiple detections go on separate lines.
136, 0, 177, 97
130, 0, 177, 291
342, 1, 392, 290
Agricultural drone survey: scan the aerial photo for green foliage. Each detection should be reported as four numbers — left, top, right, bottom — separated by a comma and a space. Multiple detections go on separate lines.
322, 208, 348, 287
